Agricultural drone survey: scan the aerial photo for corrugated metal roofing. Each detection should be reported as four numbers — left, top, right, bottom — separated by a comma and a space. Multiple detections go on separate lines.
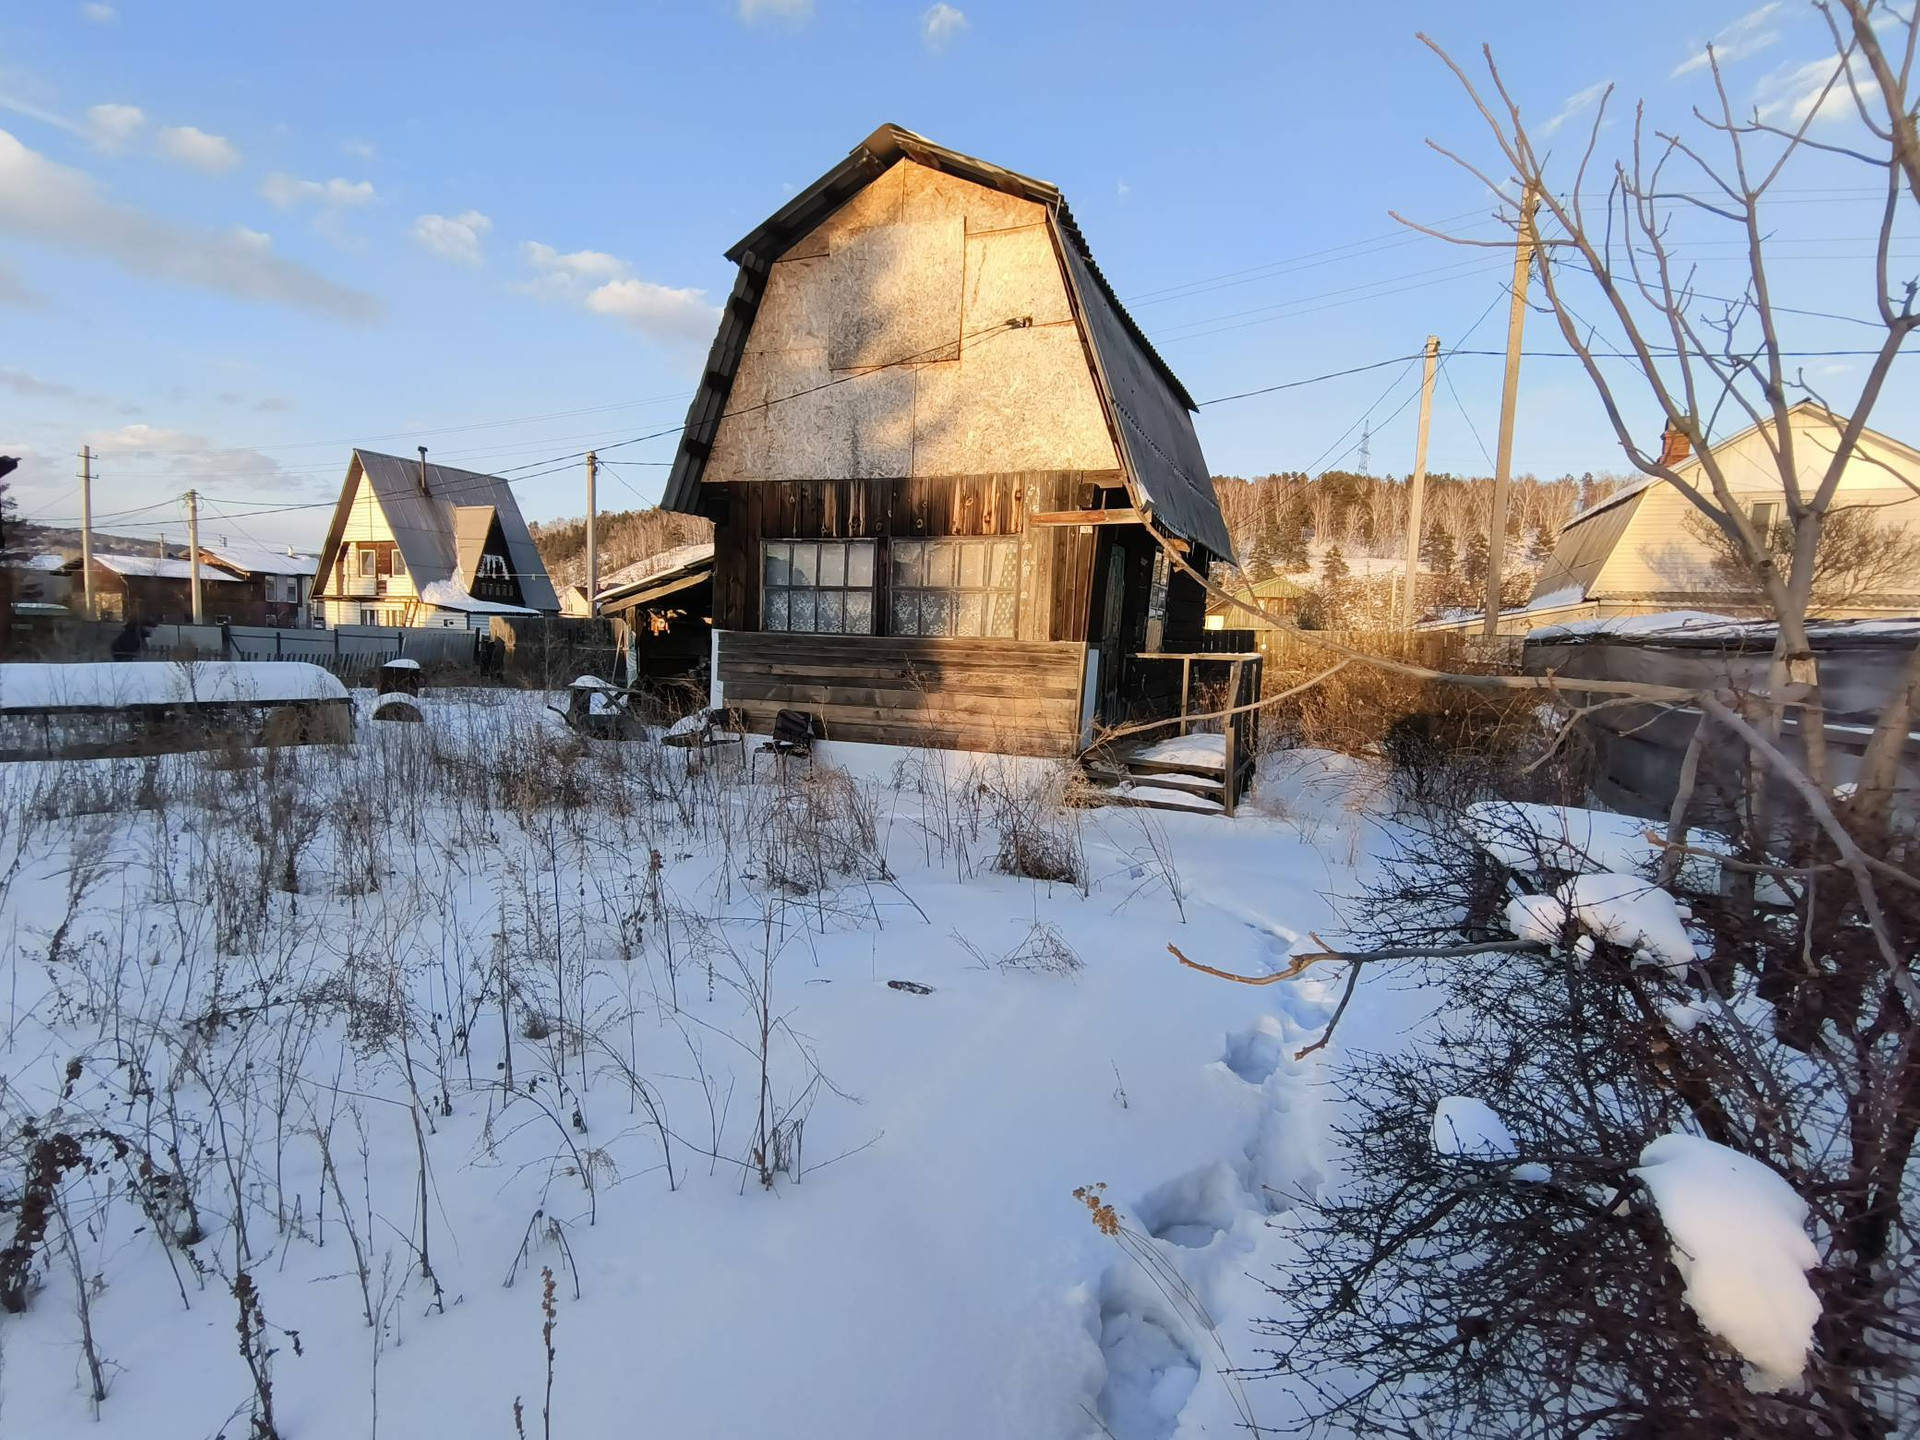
315, 451, 559, 613
1529, 488, 1646, 603
662, 124, 1232, 557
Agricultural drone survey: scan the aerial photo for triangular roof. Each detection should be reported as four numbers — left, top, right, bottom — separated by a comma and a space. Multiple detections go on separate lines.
1533, 401, 1919, 604
661, 124, 1233, 558
314, 450, 559, 612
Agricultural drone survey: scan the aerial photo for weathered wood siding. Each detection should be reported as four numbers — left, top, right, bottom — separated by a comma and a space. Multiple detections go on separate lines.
710, 472, 1114, 643
717, 631, 1087, 755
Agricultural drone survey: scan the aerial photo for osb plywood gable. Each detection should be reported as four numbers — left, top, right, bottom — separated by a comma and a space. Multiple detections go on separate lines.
704, 158, 1116, 484
829, 218, 964, 370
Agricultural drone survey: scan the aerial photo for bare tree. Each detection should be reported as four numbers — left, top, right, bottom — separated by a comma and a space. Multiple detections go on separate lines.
1684, 502, 1920, 614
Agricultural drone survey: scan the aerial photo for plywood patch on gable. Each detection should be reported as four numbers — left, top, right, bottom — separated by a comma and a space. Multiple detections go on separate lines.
829, 218, 963, 371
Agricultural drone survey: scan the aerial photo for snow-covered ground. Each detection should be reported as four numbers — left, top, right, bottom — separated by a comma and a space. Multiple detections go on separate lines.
0, 690, 1430, 1439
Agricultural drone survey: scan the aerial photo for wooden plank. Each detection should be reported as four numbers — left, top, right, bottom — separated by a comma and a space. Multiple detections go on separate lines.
721, 678, 1077, 718
1028, 508, 1145, 527
719, 664, 1081, 699
719, 632, 1083, 663
726, 703, 1074, 757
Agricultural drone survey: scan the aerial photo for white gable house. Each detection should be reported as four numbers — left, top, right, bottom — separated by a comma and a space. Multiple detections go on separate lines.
311, 449, 561, 630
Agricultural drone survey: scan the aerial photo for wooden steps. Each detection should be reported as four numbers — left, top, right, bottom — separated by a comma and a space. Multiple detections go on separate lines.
1077, 735, 1253, 817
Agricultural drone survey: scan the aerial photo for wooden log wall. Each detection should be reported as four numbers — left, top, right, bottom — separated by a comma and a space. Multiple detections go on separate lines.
717, 631, 1087, 756
708, 473, 1116, 642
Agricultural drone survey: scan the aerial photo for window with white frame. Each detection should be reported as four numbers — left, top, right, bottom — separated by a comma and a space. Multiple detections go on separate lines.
477, 553, 508, 580
359, 548, 377, 578
1749, 500, 1781, 538
889, 537, 1018, 638
763, 540, 876, 633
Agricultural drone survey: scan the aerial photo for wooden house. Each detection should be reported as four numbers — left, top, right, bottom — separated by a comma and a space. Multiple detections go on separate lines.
311, 449, 561, 630
196, 544, 320, 627
61, 552, 253, 625
661, 125, 1237, 756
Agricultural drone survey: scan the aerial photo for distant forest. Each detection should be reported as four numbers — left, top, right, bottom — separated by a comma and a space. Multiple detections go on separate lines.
1210, 468, 1629, 623
529, 508, 712, 588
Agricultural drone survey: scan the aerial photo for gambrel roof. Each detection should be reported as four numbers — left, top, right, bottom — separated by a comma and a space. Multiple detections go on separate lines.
313, 450, 560, 612
662, 124, 1234, 559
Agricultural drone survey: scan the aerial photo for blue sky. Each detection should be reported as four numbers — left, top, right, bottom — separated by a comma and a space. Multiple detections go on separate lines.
1, 0, 1909, 552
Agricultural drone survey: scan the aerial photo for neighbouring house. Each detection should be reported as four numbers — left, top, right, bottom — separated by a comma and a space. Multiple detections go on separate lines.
310, 449, 561, 630
6, 553, 72, 612
557, 584, 594, 618
661, 124, 1237, 757
1205, 572, 1306, 630
59, 552, 254, 625
594, 543, 715, 684
1428, 401, 1920, 634
196, 543, 321, 627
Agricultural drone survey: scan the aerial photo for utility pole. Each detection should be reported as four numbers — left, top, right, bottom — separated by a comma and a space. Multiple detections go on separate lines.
78, 445, 97, 621
1484, 185, 1539, 640
1400, 335, 1441, 629
186, 489, 203, 624
585, 450, 598, 615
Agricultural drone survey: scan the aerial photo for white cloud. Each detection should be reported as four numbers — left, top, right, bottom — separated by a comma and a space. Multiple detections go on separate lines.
342, 138, 378, 162
156, 124, 240, 173
80, 3, 117, 22
85, 102, 146, 152
0, 128, 381, 320
585, 278, 722, 341
85, 422, 298, 489
519, 240, 718, 343
260, 172, 377, 209
921, 3, 967, 48
1673, 3, 1784, 78
410, 209, 493, 266
1116, 180, 1131, 200
1756, 54, 1862, 124
738, 0, 813, 22
1541, 80, 1613, 137
0, 368, 79, 399
0, 256, 43, 306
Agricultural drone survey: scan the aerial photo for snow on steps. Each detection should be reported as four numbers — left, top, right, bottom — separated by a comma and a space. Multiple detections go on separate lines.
1079, 732, 1246, 816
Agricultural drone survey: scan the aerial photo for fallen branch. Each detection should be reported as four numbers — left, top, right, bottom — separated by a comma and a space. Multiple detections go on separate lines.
1168, 935, 1545, 986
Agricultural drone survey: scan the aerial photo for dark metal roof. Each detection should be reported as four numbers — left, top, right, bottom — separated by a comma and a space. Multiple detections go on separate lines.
662, 124, 1230, 556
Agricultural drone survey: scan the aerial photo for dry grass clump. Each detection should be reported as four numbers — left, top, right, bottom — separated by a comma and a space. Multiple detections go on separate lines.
984, 765, 1085, 889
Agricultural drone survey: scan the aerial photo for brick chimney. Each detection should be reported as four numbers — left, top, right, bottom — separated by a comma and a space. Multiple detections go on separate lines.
1658, 419, 1691, 468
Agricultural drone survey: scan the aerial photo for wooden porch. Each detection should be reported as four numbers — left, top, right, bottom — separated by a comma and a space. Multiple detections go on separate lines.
1079, 650, 1264, 816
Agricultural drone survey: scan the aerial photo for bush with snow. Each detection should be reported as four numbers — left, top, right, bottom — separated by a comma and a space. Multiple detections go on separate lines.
1633, 1133, 1821, 1393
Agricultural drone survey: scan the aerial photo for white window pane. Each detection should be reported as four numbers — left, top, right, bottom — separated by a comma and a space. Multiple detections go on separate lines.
817, 591, 844, 633
766, 590, 790, 630
989, 594, 1017, 637
765, 542, 790, 587
958, 543, 985, 590
992, 540, 1020, 589
956, 592, 984, 637
892, 543, 922, 587
818, 543, 845, 588
892, 594, 918, 635
924, 541, 954, 589
847, 590, 873, 633
789, 543, 817, 587
847, 541, 874, 587
790, 590, 816, 632
921, 591, 952, 635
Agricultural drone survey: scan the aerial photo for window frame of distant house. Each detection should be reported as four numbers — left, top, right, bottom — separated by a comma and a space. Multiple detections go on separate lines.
359, 547, 378, 579
1749, 499, 1781, 538
888, 537, 1019, 638
476, 553, 509, 581
359, 606, 380, 626
761, 539, 878, 634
